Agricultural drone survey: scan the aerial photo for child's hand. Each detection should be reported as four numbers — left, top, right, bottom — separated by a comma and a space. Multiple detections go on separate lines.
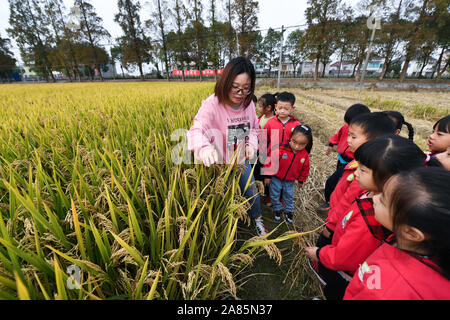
322, 227, 331, 238
326, 146, 333, 156
304, 246, 319, 263
264, 178, 271, 186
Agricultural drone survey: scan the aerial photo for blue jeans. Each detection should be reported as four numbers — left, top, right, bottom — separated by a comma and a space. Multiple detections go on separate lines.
231, 161, 261, 219
269, 177, 294, 213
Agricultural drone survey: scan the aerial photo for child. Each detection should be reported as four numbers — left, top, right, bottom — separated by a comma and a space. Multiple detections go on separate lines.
344, 167, 450, 300
264, 125, 312, 225
254, 93, 277, 204
187, 57, 268, 237
318, 104, 371, 215
383, 110, 414, 140
264, 92, 301, 150
258, 93, 276, 130
427, 115, 450, 156
305, 135, 441, 300
317, 112, 396, 247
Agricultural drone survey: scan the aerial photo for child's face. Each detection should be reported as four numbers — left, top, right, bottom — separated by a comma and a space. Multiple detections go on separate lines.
258, 101, 272, 116
347, 124, 370, 153
373, 177, 396, 231
436, 146, 450, 171
289, 133, 309, 153
355, 164, 378, 191
428, 128, 450, 153
275, 101, 295, 120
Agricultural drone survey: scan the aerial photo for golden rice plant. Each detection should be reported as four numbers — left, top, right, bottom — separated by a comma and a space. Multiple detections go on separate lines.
0, 82, 315, 300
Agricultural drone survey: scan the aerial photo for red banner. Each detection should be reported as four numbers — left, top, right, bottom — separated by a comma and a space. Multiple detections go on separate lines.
172, 69, 225, 77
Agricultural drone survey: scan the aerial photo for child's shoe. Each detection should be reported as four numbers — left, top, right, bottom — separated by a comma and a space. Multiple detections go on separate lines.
274, 211, 282, 223
284, 212, 293, 225
264, 196, 272, 207
254, 216, 268, 237
316, 202, 330, 215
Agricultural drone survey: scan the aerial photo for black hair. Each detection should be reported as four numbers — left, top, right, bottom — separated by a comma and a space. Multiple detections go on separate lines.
252, 95, 258, 103
383, 110, 415, 140
259, 93, 277, 113
275, 92, 296, 106
388, 167, 450, 280
344, 104, 371, 124
433, 115, 450, 134
291, 124, 313, 154
349, 112, 397, 140
354, 134, 442, 191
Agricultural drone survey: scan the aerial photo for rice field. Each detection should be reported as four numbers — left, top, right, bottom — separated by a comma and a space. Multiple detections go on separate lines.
0, 82, 447, 300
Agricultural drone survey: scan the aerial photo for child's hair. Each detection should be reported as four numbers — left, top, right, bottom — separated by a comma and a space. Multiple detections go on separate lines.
291, 124, 313, 154
344, 104, 371, 124
388, 167, 450, 280
275, 92, 295, 106
252, 95, 258, 104
259, 93, 277, 113
350, 112, 396, 140
383, 110, 415, 140
354, 134, 442, 191
433, 115, 450, 134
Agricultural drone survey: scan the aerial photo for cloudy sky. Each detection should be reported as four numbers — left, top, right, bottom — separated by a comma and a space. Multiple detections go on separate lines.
0, 0, 359, 68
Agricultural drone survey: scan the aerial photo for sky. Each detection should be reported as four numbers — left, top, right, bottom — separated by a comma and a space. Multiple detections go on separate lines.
0, 0, 357, 69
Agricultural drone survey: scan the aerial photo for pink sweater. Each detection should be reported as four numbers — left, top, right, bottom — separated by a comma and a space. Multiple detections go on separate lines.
187, 94, 259, 164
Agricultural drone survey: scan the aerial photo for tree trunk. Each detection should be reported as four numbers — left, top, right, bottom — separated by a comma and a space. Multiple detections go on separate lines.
314, 58, 319, 81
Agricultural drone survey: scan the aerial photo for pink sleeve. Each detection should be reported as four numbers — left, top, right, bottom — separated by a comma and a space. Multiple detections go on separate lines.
187, 100, 215, 160
248, 103, 259, 151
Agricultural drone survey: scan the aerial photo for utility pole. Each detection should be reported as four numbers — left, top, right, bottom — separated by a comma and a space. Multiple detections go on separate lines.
277, 25, 286, 90
359, 6, 381, 93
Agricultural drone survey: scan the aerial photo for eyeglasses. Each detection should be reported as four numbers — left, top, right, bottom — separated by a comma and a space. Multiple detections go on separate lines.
230, 85, 252, 96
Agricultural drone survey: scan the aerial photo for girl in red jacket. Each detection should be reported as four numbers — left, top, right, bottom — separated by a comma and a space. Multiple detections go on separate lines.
319, 104, 370, 215
306, 135, 439, 300
264, 125, 312, 225
317, 112, 397, 248
427, 115, 450, 157
345, 167, 450, 300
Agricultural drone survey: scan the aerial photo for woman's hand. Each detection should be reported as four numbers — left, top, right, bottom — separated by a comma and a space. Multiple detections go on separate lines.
199, 147, 219, 167
304, 246, 319, 263
245, 146, 256, 160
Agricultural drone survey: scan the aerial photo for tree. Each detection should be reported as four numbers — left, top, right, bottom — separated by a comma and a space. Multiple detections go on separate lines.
111, 45, 126, 78
262, 28, 282, 75
186, 0, 206, 81
169, 0, 189, 81
223, 0, 237, 61
8, 0, 55, 82
285, 29, 305, 77
75, 0, 111, 81
115, 0, 151, 81
398, 0, 433, 82
304, 0, 342, 80
431, 0, 450, 82
232, 0, 259, 59
146, 0, 171, 81
0, 36, 17, 82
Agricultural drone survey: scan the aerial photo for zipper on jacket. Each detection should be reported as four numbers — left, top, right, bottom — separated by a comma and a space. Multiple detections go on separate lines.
283, 152, 297, 181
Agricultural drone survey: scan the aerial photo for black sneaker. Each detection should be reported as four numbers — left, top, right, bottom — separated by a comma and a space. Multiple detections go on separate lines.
274, 211, 282, 223
284, 212, 293, 225
316, 202, 330, 215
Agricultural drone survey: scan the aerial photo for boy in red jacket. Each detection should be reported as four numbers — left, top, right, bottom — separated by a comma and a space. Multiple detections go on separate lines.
264, 125, 312, 225
318, 104, 370, 215
345, 167, 450, 300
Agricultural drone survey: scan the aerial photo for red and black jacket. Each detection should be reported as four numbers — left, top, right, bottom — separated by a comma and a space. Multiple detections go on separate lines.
318, 193, 392, 274
265, 115, 301, 150
329, 124, 354, 162
263, 145, 310, 183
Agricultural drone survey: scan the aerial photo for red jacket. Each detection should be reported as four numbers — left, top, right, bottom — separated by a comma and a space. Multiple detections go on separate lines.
265, 115, 301, 149
264, 145, 310, 182
344, 243, 450, 300
326, 161, 363, 231
329, 124, 354, 161
319, 193, 391, 274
